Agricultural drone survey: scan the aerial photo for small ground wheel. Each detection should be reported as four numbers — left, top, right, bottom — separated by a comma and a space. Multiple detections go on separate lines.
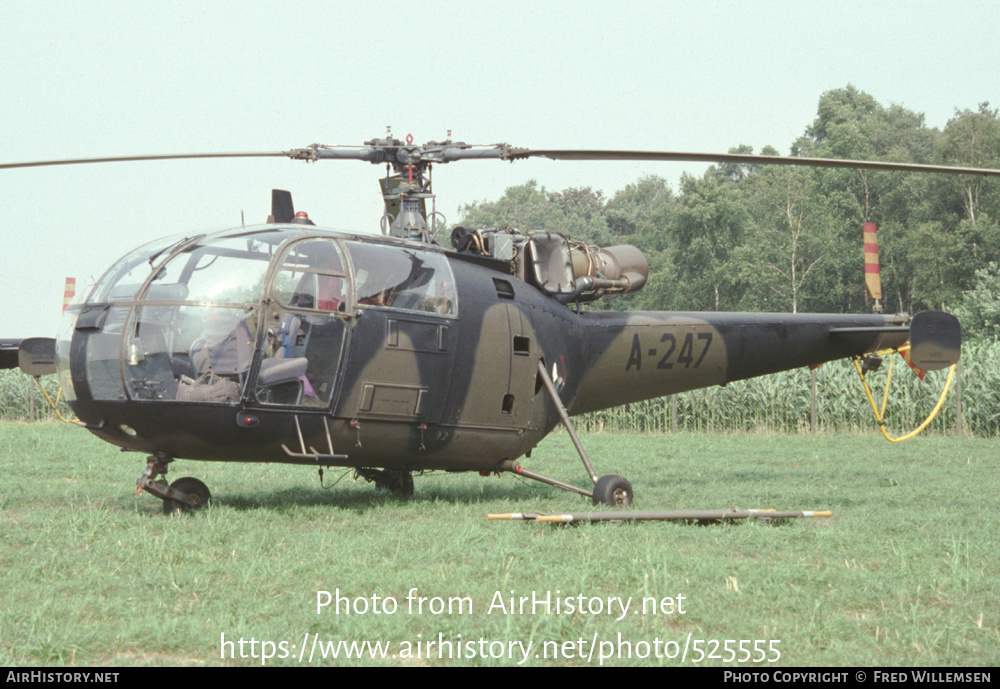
163, 477, 212, 515
592, 474, 633, 507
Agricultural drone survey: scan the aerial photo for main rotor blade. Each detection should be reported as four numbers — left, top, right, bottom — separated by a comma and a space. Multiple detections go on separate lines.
5, 144, 998, 178
0, 151, 288, 170
509, 149, 1000, 177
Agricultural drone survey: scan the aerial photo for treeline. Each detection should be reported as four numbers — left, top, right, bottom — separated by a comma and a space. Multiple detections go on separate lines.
456, 86, 1000, 340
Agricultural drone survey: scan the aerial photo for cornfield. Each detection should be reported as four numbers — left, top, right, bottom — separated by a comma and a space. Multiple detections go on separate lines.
0, 370, 74, 421
3, 341, 999, 435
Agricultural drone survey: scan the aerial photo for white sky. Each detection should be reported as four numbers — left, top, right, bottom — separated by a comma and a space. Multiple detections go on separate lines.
2, 0, 997, 337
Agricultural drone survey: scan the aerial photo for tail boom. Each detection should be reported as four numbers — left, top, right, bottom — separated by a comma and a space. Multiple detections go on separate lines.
569, 311, 910, 415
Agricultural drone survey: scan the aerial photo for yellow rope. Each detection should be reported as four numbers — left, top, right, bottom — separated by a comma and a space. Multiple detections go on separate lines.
852, 355, 955, 442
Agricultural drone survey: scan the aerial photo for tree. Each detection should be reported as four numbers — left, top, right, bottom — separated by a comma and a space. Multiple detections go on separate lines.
604, 176, 676, 310
456, 180, 565, 232
455, 181, 611, 243
545, 187, 610, 245
793, 86, 945, 314
954, 262, 1000, 341
449, 88, 999, 320
739, 165, 830, 313
937, 103, 1000, 225
604, 175, 673, 242
671, 171, 751, 310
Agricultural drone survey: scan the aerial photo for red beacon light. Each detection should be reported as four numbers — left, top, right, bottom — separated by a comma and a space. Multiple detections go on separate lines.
291, 211, 315, 226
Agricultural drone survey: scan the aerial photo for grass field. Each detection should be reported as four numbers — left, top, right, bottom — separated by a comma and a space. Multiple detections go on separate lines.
1, 421, 997, 667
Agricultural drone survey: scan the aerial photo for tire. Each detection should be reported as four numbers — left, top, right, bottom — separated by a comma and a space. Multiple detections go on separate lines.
163, 477, 212, 515
592, 474, 633, 507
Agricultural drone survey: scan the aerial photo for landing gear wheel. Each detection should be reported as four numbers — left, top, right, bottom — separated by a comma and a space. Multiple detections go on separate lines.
592, 474, 633, 507
374, 470, 414, 499
163, 477, 212, 515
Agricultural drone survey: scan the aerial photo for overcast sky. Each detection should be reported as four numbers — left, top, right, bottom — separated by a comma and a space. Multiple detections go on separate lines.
2, 0, 997, 337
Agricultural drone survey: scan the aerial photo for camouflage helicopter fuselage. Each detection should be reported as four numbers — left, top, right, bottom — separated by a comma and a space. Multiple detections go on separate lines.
60, 224, 908, 477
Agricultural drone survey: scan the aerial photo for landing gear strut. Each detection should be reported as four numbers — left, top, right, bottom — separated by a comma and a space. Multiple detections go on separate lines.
357, 468, 414, 498
136, 454, 212, 514
499, 362, 634, 508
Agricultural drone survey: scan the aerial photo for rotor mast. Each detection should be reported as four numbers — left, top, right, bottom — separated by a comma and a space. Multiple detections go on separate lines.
290, 130, 510, 242
381, 132, 433, 242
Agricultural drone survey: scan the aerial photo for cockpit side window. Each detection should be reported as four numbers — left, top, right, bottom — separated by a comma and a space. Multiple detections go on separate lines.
256, 238, 349, 407
346, 242, 457, 316
271, 238, 347, 313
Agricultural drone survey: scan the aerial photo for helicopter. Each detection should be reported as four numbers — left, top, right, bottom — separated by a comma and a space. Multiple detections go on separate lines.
1, 133, 987, 514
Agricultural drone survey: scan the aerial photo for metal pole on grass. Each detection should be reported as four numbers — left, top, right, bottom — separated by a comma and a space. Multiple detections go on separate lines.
810, 368, 817, 435
955, 359, 963, 437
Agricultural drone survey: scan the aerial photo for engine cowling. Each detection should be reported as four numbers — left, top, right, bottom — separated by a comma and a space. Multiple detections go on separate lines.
526, 232, 648, 302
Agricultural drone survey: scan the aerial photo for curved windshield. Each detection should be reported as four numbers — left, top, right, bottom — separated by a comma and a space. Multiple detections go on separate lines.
73, 228, 307, 403
123, 230, 295, 401
86, 234, 189, 304
66, 229, 452, 408
147, 230, 292, 305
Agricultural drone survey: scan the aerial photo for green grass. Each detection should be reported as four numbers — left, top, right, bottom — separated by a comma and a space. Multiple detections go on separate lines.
1, 422, 997, 667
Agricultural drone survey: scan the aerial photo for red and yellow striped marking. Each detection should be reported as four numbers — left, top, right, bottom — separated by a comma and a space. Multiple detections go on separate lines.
62, 277, 76, 313
898, 344, 926, 380
863, 222, 881, 301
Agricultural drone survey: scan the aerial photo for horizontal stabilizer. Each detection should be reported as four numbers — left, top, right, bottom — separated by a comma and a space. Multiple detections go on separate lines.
0, 339, 21, 369
17, 338, 57, 376
828, 325, 908, 353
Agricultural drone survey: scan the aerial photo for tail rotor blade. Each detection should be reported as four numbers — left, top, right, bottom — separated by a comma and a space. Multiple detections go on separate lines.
62, 278, 76, 314
864, 222, 882, 312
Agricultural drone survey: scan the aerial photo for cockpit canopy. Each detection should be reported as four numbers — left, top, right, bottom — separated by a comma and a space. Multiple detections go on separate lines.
61, 226, 457, 407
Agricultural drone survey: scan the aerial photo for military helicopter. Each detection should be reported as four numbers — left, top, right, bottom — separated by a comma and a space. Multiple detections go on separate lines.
1, 133, 988, 514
